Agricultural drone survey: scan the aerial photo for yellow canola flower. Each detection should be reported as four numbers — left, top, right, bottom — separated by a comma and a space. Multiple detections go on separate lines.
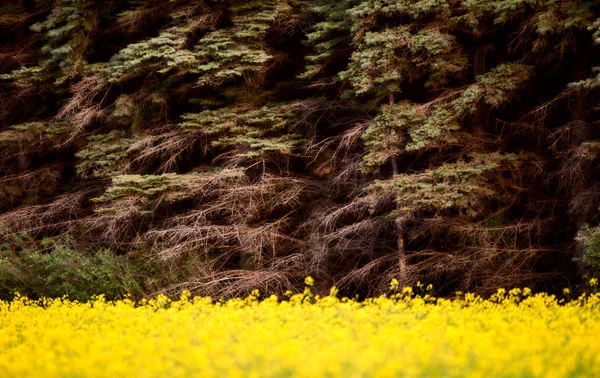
0, 291, 599, 377
304, 276, 314, 286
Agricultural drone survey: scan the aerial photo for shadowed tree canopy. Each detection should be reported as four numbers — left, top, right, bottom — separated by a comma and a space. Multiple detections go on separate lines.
1, 0, 600, 298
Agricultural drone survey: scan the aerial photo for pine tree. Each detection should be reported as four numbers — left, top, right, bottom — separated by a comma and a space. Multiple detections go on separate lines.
1, 0, 600, 298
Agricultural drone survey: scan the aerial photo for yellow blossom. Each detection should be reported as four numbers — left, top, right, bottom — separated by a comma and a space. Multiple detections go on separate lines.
0, 290, 599, 377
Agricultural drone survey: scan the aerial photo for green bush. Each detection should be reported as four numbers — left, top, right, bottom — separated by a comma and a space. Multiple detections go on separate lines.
576, 225, 600, 279
0, 236, 150, 301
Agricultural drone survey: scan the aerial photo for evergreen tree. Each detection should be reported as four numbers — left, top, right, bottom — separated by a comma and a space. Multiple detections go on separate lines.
1, 0, 600, 298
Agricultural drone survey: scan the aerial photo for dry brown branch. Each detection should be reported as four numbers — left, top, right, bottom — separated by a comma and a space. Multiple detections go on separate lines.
156, 269, 295, 298
522, 88, 576, 129
55, 76, 106, 143
334, 253, 407, 296
126, 130, 207, 173
322, 218, 393, 254
79, 198, 147, 247
313, 197, 372, 232
0, 188, 94, 238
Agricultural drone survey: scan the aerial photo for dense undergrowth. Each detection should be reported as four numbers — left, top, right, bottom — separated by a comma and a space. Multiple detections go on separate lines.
0, 235, 217, 301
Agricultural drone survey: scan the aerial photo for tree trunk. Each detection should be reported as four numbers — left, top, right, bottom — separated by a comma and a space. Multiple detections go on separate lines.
385, 32, 406, 281
391, 156, 407, 282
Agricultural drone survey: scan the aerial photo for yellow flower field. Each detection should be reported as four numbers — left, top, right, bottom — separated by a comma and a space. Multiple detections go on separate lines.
1, 283, 600, 377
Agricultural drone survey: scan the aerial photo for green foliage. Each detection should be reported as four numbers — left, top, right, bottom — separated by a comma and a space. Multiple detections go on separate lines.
474, 63, 533, 106
194, 1, 290, 86
101, 13, 206, 82
0, 122, 69, 147
0, 236, 147, 301
360, 101, 427, 170
576, 225, 600, 278
180, 104, 306, 159
0, 122, 46, 145
339, 0, 464, 96
92, 170, 245, 213
361, 63, 533, 171
570, 68, 600, 91
1, 0, 96, 84
569, 16, 600, 92
101, 1, 289, 86
346, 0, 450, 26
93, 174, 187, 203
92, 174, 183, 205
299, 0, 359, 80
193, 30, 271, 87
340, 25, 466, 96
365, 153, 518, 219
75, 130, 140, 179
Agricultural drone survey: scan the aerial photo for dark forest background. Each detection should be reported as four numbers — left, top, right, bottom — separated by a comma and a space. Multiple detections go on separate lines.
1, 0, 600, 300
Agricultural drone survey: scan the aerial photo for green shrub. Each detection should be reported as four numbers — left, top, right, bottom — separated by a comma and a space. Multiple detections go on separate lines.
0, 236, 150, 301
576, 225, 600, 279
